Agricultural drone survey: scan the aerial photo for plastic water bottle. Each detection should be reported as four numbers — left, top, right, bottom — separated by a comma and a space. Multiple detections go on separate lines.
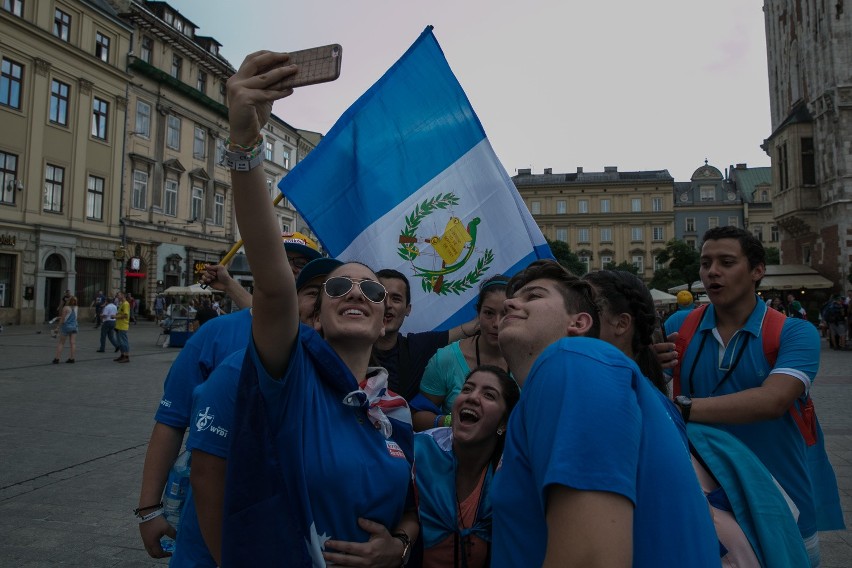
160, 450, 192, 553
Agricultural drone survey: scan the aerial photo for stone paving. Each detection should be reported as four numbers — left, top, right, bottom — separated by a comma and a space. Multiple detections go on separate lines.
0, 320, 850, 566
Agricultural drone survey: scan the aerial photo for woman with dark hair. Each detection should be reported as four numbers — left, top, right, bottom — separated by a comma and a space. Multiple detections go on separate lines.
415, 365, 520, 568
413, 275, 510, 432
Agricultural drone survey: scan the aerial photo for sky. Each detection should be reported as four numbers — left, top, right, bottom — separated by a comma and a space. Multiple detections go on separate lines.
166, 0, 772, 182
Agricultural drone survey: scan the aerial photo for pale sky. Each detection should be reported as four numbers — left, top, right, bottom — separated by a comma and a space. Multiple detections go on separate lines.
166, 0, 771, 182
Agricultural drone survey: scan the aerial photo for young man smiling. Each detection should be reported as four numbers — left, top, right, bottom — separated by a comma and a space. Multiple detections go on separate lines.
491, 259, 718, 568
671, 226, 844, 566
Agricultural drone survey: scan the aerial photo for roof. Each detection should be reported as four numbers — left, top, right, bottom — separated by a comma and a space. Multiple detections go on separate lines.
512, 169, 674, 186
732, 167, 771, 201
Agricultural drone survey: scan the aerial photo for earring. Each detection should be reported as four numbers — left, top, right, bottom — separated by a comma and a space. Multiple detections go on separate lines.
496, 428, 504, 436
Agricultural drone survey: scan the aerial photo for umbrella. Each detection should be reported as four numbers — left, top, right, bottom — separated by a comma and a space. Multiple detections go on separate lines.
649, 288, 677, 304
667, 281, 705, 294
163, 284, 212, 296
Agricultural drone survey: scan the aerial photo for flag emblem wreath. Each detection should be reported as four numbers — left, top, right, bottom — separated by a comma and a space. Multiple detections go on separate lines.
397, 192, 494, 295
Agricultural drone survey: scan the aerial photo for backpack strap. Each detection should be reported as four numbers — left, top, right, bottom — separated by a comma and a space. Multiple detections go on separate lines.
672, 304, 708, 397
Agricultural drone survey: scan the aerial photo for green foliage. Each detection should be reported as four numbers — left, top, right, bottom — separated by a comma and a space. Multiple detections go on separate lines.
655, 239, 700, 290
765, 246, 780, 265
649, 267, 684, 291
547, 238, 588, 275
603, 261, 639, 275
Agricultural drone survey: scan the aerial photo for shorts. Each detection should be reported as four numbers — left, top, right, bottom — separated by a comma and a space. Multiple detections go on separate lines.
829, 322, 847, 336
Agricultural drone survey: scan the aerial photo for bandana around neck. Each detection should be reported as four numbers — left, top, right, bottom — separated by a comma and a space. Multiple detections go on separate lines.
342, 367, 411, 438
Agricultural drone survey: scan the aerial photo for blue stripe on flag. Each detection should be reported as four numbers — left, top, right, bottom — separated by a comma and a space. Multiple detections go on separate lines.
280, 27, 486, 255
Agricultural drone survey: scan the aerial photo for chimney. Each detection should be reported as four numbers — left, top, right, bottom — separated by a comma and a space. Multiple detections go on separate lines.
735, 163, 747, 169
543, 168, 552, 175
604, 166, 617, 173
517, 168, 531, 176
577, 167, 584, 174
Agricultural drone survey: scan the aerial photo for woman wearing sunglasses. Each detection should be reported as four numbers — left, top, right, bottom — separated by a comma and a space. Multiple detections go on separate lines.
220, 51, 419, 568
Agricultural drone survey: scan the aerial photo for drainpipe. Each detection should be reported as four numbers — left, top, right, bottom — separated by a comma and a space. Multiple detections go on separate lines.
118, 30, 133, 293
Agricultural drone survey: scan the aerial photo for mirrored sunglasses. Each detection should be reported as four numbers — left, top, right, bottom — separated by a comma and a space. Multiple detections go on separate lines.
323, 276, 387, 304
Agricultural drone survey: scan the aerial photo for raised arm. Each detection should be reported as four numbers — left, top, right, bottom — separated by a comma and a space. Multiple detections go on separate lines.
227, 51, 298, 376
200, 264, 252, 310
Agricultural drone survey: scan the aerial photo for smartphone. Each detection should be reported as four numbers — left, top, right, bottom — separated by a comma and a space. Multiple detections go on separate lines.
279, 44, 342, 89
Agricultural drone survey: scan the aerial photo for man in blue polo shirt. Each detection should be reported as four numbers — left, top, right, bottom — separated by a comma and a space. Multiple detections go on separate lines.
491, 260, 719, 567
671, 226, 844, 567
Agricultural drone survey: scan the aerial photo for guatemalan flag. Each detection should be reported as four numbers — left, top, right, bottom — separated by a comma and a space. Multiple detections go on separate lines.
280, 26, 552, 332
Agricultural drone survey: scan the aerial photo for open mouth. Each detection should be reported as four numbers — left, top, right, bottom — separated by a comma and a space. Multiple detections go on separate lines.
706, 283, 723, 292
458, 408, 480, 424
343, 308, 366, 317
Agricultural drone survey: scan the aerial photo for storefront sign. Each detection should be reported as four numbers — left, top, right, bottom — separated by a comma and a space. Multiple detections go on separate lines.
0, 234, 16, 247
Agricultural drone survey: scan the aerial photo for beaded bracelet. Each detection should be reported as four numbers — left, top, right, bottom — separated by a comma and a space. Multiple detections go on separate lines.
442, 414, 452, 427
224, 135, 263, 152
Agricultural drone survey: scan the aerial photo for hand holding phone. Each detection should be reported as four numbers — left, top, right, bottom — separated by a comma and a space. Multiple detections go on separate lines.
279, 44, 342, 89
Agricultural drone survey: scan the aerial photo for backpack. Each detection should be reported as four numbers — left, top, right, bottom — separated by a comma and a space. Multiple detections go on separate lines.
673, 304, 817, 446
825, 304, 844, 324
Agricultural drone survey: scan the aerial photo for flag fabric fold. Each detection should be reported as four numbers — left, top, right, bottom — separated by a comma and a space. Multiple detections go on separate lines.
281, 26, 552, 332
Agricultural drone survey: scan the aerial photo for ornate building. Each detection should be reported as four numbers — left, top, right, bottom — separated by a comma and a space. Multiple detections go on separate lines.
512, 166, 675, 280
0, 0, 133, 324
672, 161, 743, 249
762, 0, 852, 290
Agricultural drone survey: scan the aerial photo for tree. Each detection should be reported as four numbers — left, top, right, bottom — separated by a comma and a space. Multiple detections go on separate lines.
547, 238, 588, 275
765, 246, 780, 265
655, 239, 700, 291
603, 260, 639, 275
649, 267, 684, 292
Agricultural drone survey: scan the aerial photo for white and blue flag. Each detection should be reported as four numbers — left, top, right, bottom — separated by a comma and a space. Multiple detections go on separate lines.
280, 26, 552, 332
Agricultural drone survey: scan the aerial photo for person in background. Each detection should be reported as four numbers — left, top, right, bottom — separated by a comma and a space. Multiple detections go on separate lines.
92, 290, 106, 328
128, 293, 139, 324
490, 259, 719, 567
824, 296, 848, 351
664, 290, 696, 337
194, 299, 219, 328
786, 293, 807, 320
414, 275, 510, 431
97, 297, 119, 353
114, 292, 131, 363
154, 294, 166, 324
415, 365, 520, 567
52, 296, 78, 364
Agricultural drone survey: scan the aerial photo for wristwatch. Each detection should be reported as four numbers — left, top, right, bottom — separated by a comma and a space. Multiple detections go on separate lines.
392, 530, 412, 567
674, 395, 692, 423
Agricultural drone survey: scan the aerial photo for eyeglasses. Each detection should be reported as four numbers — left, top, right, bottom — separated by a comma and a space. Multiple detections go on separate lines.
323, 276, 387, 303
288, 256, 310, 270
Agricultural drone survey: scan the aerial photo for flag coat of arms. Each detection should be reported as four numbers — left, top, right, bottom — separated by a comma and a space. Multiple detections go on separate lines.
280, 26, 552, 332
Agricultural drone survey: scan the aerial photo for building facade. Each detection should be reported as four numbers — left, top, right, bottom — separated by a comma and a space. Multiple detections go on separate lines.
0, 0, 132, 324
729, 163, 779, 248
762, 0, 852, 290
672, 161, 743, 249
512, 166, 675, 280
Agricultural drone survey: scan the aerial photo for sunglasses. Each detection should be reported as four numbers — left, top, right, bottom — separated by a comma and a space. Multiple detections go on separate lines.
323, 276, 387, 303
288, 256, 310, 270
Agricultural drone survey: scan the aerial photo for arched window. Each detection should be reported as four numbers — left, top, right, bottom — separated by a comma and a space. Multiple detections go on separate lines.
44, 253, 63, 271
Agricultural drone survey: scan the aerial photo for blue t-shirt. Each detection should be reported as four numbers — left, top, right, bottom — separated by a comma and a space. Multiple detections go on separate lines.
676, 297, 843, 536
491, 337, 719, 568
222, 325, 415, 566
419, 341, 469, 414
170, 350, 246, 568
155, 309, 252, 428
664, 304, 695, 337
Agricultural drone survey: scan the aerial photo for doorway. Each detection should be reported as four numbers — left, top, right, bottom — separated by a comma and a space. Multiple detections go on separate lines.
44, 277, 64, 322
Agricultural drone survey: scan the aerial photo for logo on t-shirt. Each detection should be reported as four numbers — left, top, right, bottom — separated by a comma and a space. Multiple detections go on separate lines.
196, 407, 214, 431
386, 440, 405, 459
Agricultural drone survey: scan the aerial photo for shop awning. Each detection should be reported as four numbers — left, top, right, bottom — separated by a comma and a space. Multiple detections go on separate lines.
126, 271, 146, 278
760, 274, 833, 290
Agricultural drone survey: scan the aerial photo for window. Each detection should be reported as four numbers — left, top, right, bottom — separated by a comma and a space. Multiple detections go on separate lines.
685, 217, 696, 232
164, 179, 177, 216
632, 255, 644, 273
166, 115, 181, 149
556, 200, 566, 214
170, 54, 182, 80
686, 238, 696, 250
631, 227, 643, 242
0, 151, 18, 205
215, 138, 225, 166
214, 193, 224, 226
91, 97, 108, 140
281, 222, 290, 233
530, 200, 541, 215
265, 140, 273, 161
778, 143, 789, 190
0, 58, 23, 109
771, 225, 779, 242
600, 255, 612, 268
2, 0, 23, 16
49, 79, 70, 126
555, 228, 567, 242
196, 70, 207, 94
579, 256, 590, 273
700, 186, 715, 201
652, 226, 664, 241
282, 148, 291, 169
191, 184, 204, 221
728, 216, 738, 228
760, 190, 769, 202
600, 198, 610, 213
132, 170, 147, 210
140, 36, 153, 63
578, 228, 590, 243
95, 32, 110, 63
631, 198, 642, 212
54, 9, 70, 41
752, 224, 763, 242
708, 217, 719, 229
652, 197, 663, 212
266, 177, 275, 197
801, 137, 816, 185
135, 100, 150, 138
193, 126, 206, 158
43, 164, 64, 212
600, 227, 612, 242
86, 175, 104, 220
578, 199, 588, 214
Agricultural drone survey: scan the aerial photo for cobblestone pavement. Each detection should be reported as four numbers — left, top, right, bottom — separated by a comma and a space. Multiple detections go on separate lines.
0, 321, 850, 566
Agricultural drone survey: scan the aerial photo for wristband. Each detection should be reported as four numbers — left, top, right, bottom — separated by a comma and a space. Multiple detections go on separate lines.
442, 414, 452, 427
137, 508, 164, 523
133, 502, 163, 516
222, 135, 264, 171
433, 415, 442, 428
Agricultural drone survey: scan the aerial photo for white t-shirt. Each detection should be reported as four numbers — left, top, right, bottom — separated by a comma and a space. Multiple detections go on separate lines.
101, 303, 118, 321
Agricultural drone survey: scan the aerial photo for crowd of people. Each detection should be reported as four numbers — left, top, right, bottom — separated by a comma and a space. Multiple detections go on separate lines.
131, 50, 845, 567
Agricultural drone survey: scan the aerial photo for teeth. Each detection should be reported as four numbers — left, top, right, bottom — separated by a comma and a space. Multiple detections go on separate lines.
344, 309, 364, 316
460, 408, 479, 421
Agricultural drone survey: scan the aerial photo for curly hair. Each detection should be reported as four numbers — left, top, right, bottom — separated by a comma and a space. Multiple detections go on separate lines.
583, 270, 667, 394
506, 259, 600, 338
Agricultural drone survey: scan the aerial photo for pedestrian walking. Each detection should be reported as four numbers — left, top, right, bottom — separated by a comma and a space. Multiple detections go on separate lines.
153, 294, 165, 324
114, 292, 131, 363
128, 293, 139, 324
52, 296, 78, 364
91, 290, 106, 328
97, 299, 119, 353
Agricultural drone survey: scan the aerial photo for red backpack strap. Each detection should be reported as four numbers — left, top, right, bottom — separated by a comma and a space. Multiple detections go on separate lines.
761, 307, 817, 446
672, 304, 708, 397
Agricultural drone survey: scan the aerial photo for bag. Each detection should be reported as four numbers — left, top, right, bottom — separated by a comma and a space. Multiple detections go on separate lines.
673, 304, 817, 446
825, 304, 843, 324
